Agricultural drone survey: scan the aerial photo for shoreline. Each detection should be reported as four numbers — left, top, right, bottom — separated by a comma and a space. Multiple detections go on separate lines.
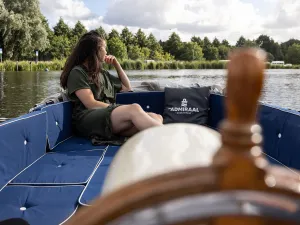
1, 60, 299, 72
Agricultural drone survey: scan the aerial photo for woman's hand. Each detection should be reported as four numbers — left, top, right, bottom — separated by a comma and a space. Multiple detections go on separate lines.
104, 55, 119, 67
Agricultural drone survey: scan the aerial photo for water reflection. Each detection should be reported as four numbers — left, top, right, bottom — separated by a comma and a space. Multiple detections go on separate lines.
0, 69, 300, 118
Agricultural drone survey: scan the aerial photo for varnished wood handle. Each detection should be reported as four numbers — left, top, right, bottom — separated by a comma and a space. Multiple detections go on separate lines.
226, 48, 266, 124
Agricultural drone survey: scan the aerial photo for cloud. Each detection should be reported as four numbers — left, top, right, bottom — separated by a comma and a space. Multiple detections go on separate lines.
260, 0, 300, 42
103, 0, 264, 41
39, 0, 300, 44
264, 0, 300, 29
39, 0, 97, 28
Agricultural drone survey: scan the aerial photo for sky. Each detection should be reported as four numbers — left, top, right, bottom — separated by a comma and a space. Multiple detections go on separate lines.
39, 0, 300, 45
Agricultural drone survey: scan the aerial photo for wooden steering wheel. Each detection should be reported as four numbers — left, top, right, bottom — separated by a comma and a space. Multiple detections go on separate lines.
66, 48, 300, 225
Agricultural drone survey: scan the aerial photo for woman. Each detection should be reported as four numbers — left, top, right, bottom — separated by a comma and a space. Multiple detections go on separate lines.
60, 31, 163, 140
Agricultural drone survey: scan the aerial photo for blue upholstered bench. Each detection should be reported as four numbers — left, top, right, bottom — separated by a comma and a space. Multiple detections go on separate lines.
2, 91, 300, 224
0, 112, 84, 224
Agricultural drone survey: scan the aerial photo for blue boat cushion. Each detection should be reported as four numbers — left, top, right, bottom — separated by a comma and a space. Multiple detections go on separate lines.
11, 150, 105, 185
0, 185, 84, 225
116, 92, 165, 115
208, 94, 225, 130
163, 87, 210, 125
52, 136, 108, 152
79, 146, 120, 206
0, 112, 47, 190
258, 104, 290, 166
276, 111, 300, 170
41, 102, 73, 150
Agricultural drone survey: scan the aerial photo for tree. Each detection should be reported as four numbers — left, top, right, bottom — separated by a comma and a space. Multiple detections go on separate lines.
107, 37, 127, 60
39, 15, 54, 60
236, 36, 246, 47
0, 0, 9, 58
212, 38, 221, 48
203, 46, 219, 60
179, 42, 203, 61
218, 45, 230, 60
281, 39, 300, 59
191, 36, 204, 48
255, 35, 283, 60
236, 36, 257, 48
267, 52, 275, 62
121, 27, 135, 46
127, 45, 143, 60
164, 32, 183, 59
202, 37, 219, 60
203, 37, 212, 47
141, 47, 151, 59
221, 39, 230, 47
147, 33, 160, 51
1, 0, 49, 60
73, 21, 87, 40
286, 44, 300, 64
95, 26, 108, 40
108, 29, 120, 40
53, 18, 71, 38
135, 29, 148, 48
50, 35, 71, 60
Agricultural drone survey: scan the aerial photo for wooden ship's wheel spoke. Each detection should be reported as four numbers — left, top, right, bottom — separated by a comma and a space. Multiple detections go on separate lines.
65, 48, 300, 225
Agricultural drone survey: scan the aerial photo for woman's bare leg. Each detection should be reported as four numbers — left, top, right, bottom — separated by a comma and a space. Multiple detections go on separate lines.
111, 104, 162, 134
119, 125, 139, 137
118, 112, 163, 137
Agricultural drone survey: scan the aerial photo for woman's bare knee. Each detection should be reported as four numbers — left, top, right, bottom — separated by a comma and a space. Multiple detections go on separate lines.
148, 112, 163, 123
128, 104, 144, 117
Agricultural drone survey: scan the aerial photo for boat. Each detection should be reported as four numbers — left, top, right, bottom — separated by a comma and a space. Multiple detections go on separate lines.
1, 48, 300, 225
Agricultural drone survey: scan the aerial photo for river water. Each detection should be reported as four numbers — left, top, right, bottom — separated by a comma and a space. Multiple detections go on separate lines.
0, 69, 300, 119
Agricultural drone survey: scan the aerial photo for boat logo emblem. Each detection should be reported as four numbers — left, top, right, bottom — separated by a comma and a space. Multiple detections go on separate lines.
181, 99, 188, 107
168, 98, 199, 115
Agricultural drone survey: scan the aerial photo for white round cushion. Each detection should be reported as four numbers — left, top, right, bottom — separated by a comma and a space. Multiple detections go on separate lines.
101, 123, 221, 196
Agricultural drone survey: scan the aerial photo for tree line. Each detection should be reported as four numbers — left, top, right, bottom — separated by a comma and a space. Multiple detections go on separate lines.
1, 0, 300, 64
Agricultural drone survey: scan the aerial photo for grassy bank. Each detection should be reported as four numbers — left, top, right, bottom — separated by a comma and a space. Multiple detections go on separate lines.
0, 60, 299, 72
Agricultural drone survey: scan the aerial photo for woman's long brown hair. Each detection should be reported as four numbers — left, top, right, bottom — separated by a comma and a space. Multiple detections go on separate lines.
60, 30, 105, 89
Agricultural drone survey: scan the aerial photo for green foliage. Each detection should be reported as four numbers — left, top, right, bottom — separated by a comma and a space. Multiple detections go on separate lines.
218, 45, 230, 60
121, 27, 135, 46
1, 0, 49, 60
108, 29, 120, 40
95, 26, 108, 40
127, 45, 143, 60
53, 18, 71, 37
73, 21, 87, 40
180, 42, 204, 61
286, 44, 300, 64
2, 59, 300, 72
163, 32, 183, 59
107, 37, 128, 60
135, 29, 148, 48
0, 60, 65, 71
1, 5, 300, 69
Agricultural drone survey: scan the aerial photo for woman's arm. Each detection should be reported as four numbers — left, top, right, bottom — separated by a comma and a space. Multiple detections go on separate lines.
105, 55, 132, 92
75, 89, 109, 109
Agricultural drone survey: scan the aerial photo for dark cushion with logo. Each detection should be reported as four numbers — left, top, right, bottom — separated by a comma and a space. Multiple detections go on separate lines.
163, 86, 210, 125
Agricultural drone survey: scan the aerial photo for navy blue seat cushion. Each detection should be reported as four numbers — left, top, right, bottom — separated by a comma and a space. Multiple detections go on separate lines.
0, 112, 47, 190
79, 146, 120, 206
41, 102, 73, 150
258, 104, 290, 166
11, 150, 105, 185
52, 136, 108, 152
276, 111, 300, 170
207, 94, 225, 130
0, 185, 84, 225
116, 92, 165, 115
